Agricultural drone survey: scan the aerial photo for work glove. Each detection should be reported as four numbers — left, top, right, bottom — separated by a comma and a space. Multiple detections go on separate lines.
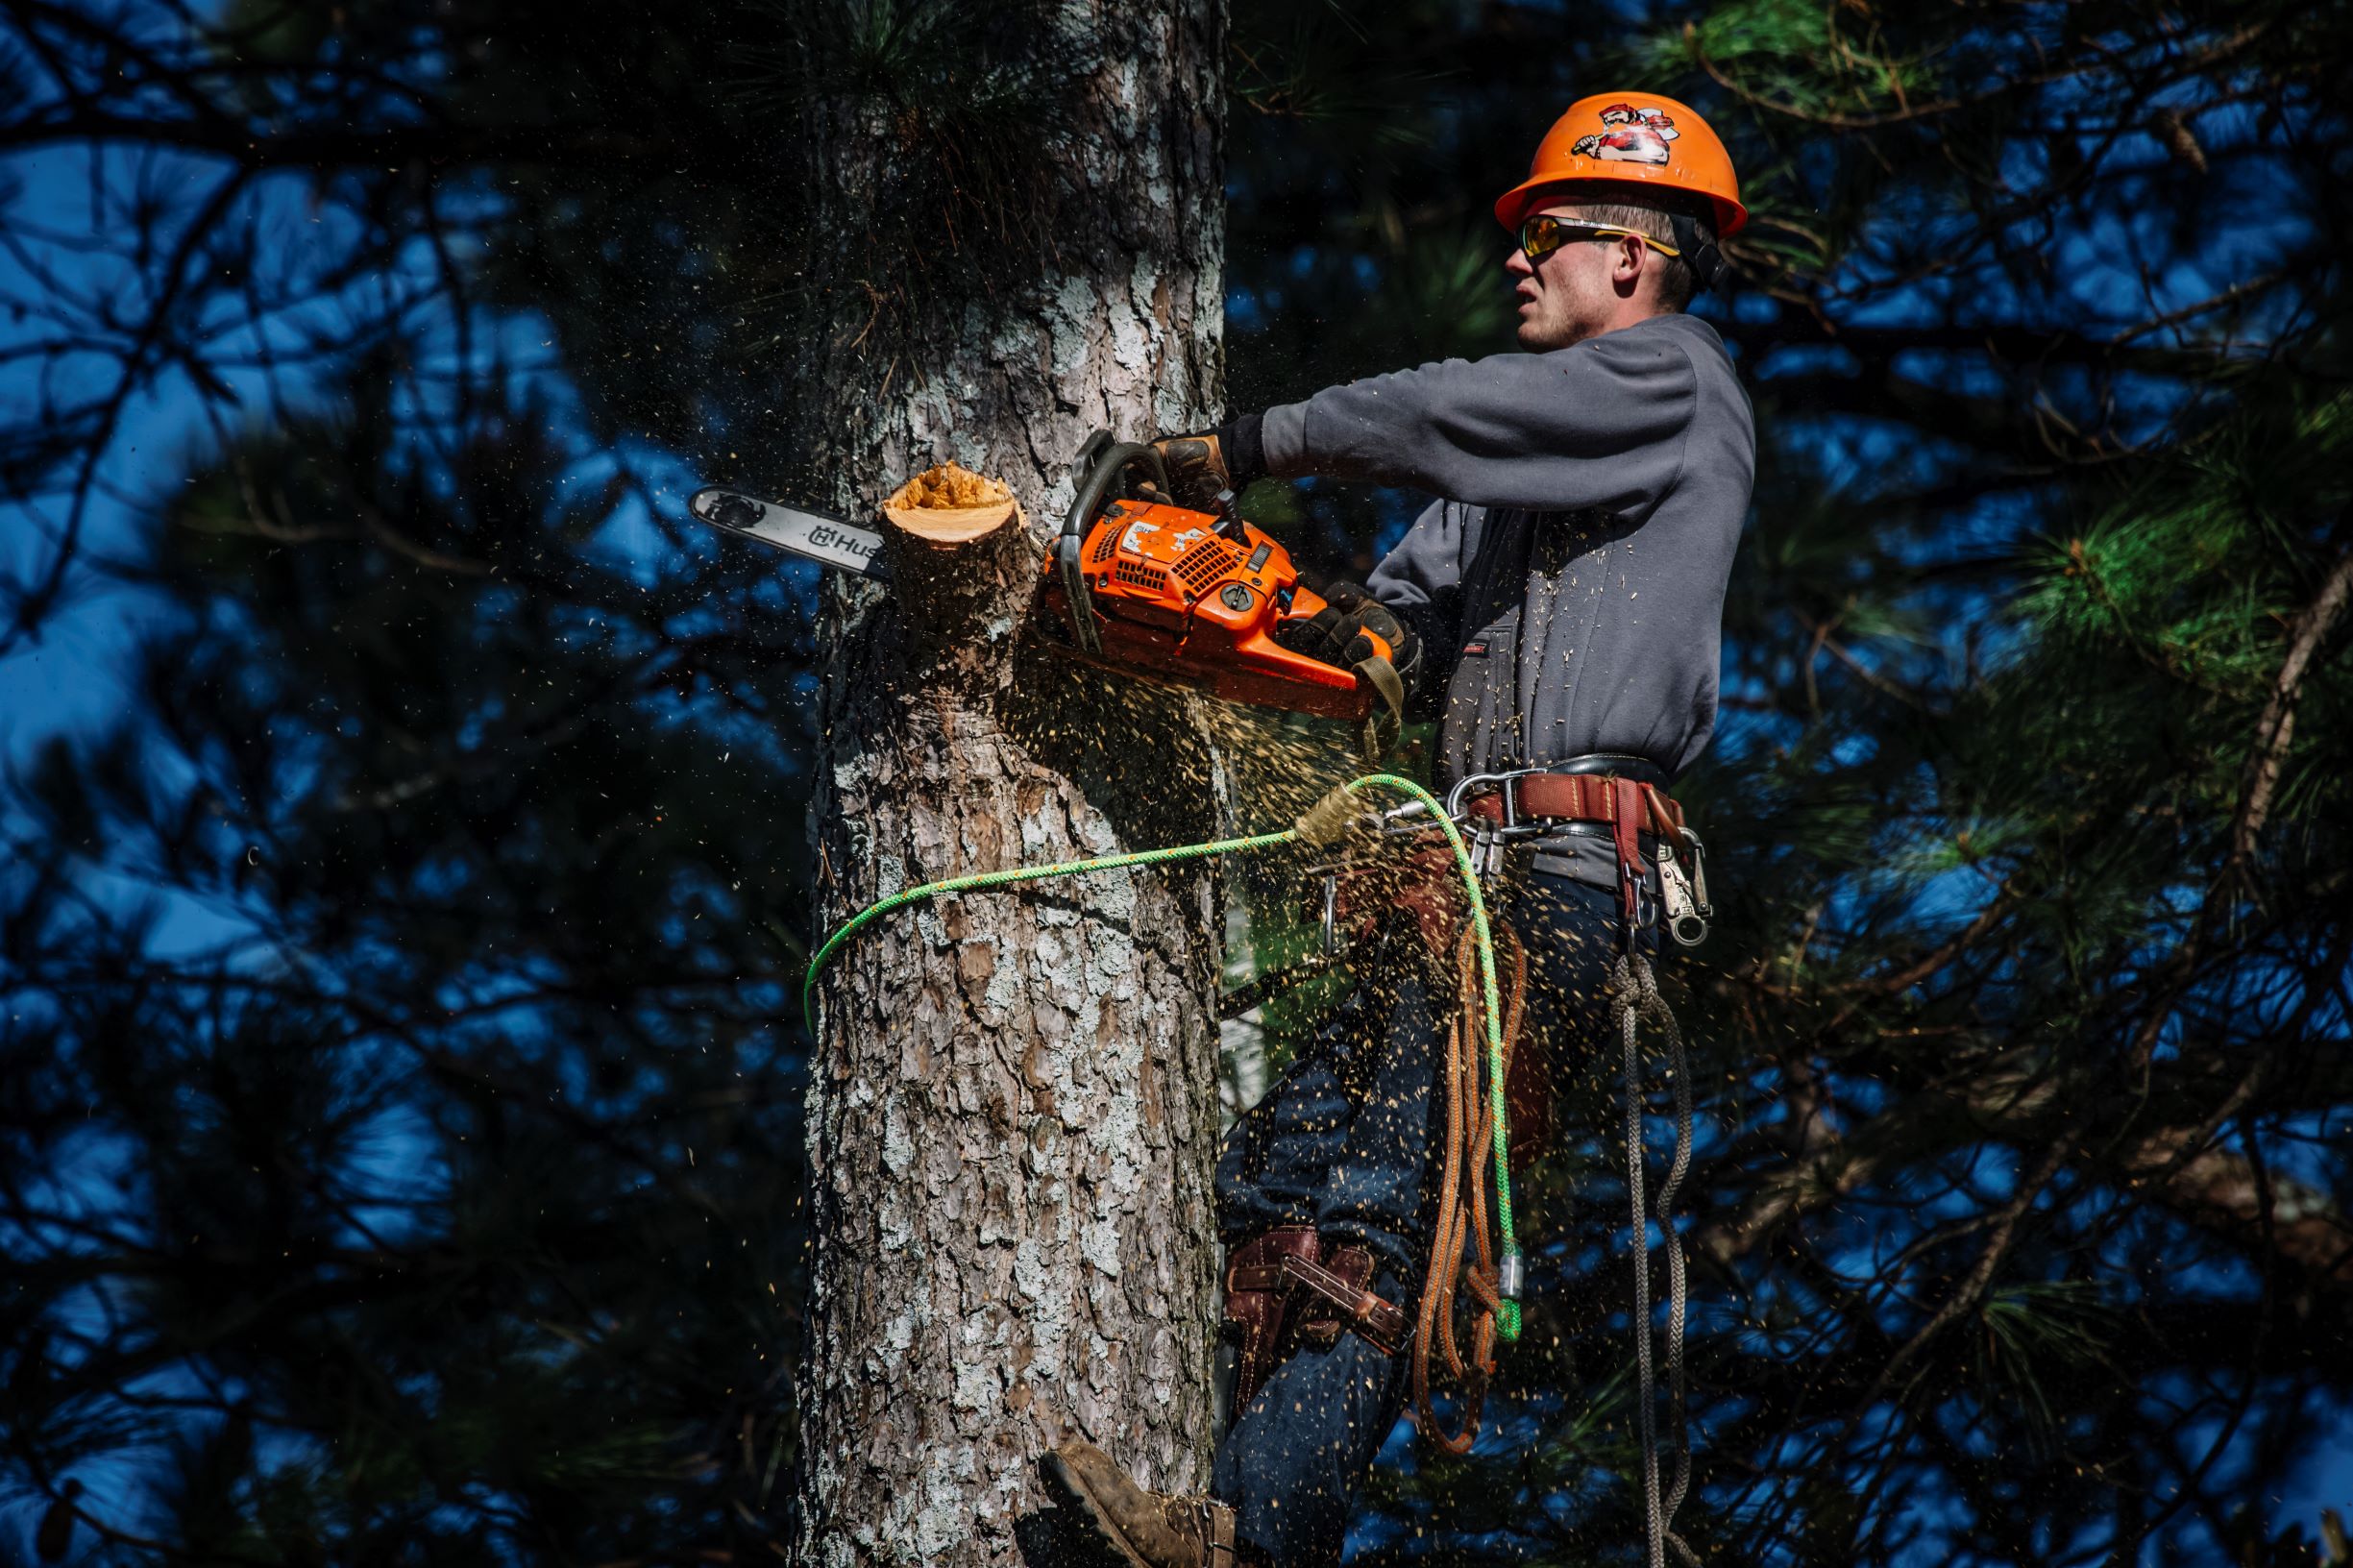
1151, 412, 1264, 510
1274, 580, 1424, 698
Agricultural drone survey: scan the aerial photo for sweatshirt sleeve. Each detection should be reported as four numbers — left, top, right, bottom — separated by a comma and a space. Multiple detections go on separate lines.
1259, 327, 1696, 516
1364, 500, 1476, 704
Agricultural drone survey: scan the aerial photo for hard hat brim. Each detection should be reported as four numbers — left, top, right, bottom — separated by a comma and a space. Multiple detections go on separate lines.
1494, 173, 1748, 241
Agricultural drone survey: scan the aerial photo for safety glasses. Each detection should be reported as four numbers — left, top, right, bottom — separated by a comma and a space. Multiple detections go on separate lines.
1517, 213, 1682, 265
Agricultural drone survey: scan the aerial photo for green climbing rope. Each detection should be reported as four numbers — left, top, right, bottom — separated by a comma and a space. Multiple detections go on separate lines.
799, 772, 1522, 1341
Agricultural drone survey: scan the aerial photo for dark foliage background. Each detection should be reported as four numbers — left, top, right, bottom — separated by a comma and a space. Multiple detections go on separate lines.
2, 1, 2348, 1563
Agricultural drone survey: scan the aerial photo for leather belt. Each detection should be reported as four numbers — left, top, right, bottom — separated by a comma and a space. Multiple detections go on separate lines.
1453, 761, 1690, 927
1461, 772, 1686, 837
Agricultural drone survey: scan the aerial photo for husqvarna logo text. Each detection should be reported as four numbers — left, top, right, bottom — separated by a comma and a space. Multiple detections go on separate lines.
809, 524, 875, 560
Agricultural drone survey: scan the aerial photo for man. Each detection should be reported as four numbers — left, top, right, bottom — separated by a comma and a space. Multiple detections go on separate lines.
1045, 92, 1753, 1567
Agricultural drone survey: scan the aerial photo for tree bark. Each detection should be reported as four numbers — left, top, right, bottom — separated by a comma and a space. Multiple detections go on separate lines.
790, 6, 1229, 1563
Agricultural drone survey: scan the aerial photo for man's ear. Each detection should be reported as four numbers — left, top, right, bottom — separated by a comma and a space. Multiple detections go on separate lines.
1615, 233, 1648, 292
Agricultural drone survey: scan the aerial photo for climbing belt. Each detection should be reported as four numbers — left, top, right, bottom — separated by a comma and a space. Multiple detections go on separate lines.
1411, 918, 1528, 1455
1611, 948, 1700, 1568
799, 772, 1526, 1346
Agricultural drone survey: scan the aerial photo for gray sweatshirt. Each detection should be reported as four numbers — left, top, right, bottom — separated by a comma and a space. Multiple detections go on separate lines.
1260, 311, 1752, 787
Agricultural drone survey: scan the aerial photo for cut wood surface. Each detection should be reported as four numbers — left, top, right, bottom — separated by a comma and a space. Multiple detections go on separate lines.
882, 463, 1023, 544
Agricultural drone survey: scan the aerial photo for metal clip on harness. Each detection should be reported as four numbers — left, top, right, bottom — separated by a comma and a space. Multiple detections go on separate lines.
1445, 768, 1548, 881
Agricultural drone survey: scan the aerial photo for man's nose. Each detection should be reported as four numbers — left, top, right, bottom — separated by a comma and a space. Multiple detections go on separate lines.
1505, 246, 1534, 279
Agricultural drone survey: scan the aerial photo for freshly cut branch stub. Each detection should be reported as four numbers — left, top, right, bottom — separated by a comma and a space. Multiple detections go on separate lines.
883, 464, 1022, 545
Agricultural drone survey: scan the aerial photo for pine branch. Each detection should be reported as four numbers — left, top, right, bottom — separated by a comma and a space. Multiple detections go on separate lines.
0, 108, 669, 168
2122, 539, 2353, 1072
2226, 540, 2353, 869
1850, 1136, 2074, 1413
1696, 1034, 2353, 1296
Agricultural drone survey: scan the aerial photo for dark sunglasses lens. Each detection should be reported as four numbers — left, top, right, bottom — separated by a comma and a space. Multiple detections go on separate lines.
1520, 216, 1563, 259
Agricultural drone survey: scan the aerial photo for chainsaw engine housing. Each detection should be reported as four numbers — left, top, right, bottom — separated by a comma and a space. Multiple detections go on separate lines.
1039, 493, 1378, 721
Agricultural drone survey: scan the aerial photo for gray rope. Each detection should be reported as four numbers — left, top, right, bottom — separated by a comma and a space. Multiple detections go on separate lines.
1612, 949, 1700, 1568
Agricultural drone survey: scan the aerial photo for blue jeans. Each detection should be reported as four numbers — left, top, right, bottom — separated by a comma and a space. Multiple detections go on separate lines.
1210, 870, 1642, 1564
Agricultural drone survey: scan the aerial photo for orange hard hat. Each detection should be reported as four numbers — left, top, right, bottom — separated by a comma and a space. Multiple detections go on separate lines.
1493, 92, 1746, 240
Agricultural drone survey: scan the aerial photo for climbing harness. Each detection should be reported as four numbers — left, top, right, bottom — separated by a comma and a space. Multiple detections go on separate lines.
800, 772, 1527, 1353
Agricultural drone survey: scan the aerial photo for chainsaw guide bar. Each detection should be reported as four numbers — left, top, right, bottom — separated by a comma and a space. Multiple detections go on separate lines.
688, 487, 891, 583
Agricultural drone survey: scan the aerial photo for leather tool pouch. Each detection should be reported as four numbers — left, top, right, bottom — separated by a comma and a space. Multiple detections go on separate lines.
1222, 1227, 1406, 1420
1223, 1227, 1318, 1418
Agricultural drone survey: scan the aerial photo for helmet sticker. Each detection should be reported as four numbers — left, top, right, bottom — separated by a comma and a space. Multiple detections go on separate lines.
1572, 104, 1680, 166
1495, 92, 1746, 239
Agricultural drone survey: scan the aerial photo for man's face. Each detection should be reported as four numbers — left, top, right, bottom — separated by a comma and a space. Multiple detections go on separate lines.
1506, 202, 1643, 352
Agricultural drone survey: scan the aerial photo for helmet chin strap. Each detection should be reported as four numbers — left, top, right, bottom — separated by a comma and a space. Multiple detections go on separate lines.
1667, 211, 1728, 293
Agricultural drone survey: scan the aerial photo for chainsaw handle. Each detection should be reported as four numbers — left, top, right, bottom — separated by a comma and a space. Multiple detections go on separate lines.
1062, 432, 1171, 548
1056, 432, 1171, 655
1284, 581, 1397, 669
1280, 580, 1404, 756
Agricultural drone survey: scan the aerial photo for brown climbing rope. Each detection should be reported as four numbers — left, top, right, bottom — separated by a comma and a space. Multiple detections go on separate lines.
1411, 917, 1528, 1455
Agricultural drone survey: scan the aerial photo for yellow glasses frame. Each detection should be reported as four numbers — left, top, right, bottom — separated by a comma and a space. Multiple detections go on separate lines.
1517, 213, 1683, 264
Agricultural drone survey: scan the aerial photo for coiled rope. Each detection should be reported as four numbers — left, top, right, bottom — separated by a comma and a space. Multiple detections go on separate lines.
799, 772, 1524, 1343
1412, 918, 1528, 1454
1612, 948, 1700, 1568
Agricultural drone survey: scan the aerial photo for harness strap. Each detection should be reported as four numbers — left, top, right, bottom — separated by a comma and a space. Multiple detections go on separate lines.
1459, 768, 1684, 932
1354, 653, 1406, 760
1612, 776, 1647, 925
1196, 1497, 1238, 1566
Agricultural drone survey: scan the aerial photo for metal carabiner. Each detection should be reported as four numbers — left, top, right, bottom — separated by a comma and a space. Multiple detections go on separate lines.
1445, 768, 1548, 884
1656, 843, 1708, 947
1441, 767, 1546, 825
1678, 825, 1714, 919
1378, 799, 1435, 837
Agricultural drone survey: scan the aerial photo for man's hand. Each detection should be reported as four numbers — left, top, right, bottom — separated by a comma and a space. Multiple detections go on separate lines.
1151, 412, 1264, 509
1274, 581, 1423, 696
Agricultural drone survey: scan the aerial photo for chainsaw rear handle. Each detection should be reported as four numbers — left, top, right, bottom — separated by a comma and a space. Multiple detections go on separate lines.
1056, 431, 1171, 654
1282, 578, 1406, 753
1280, 580, 1399, 671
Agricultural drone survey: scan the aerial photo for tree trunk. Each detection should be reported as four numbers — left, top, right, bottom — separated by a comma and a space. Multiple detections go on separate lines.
790, 5, 1229, 1563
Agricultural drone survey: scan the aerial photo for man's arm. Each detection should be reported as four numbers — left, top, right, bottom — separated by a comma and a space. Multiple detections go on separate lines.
1262, 329, 1697, 515
1363, 500, 1471, 690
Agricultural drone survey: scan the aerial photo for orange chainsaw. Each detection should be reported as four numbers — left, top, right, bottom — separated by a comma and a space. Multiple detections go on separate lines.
688, 430, 1401, 728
